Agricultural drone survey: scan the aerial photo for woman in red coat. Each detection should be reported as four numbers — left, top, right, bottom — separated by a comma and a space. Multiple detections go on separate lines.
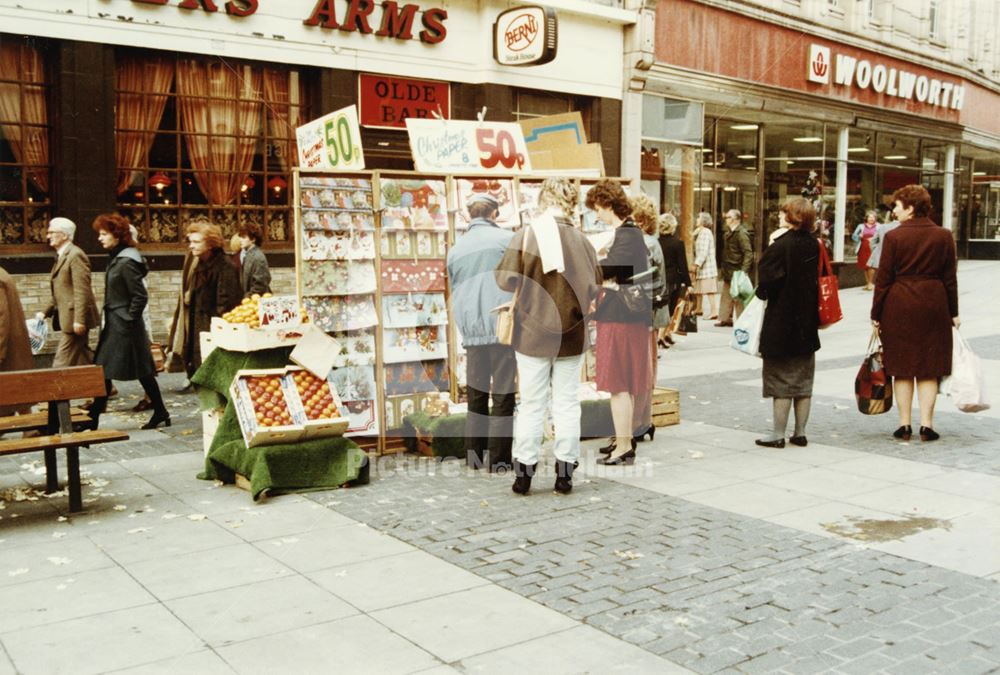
871, 185, 959, 442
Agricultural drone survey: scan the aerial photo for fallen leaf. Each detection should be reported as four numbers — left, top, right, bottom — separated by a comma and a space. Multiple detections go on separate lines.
675, 616, 689, 626
56, 516, 68, 522
614, 550, 644, 560
8, 568, 28, 577
689, 451, 704, 459
161, 513, 179, 520
112, 505, 127, 511
187, 514, 207, 521
46, 557, 71, 565
127, 528, 149, 535
180, 429, 195, 436
52, 532, 67, 539
480, 500, 489, 507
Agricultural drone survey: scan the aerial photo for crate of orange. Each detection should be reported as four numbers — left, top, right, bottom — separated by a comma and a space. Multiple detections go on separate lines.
287, 367, 350, 439
230, 369, 307, 447
211, 294, 309, 352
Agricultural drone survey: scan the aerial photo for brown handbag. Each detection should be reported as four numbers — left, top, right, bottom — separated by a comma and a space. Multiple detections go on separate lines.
492, 228, 531, 346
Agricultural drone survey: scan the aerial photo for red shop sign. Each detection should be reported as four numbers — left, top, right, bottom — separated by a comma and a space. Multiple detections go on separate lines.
358, 73, 450, 129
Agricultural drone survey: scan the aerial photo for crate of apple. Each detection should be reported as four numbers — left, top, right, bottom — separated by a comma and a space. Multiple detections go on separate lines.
247, 375, 295, 428
291, 370, 341, 421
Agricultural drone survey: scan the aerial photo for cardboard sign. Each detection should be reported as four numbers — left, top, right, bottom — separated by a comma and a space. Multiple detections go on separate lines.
405, 118, 532, 174
296, 105, 366, 171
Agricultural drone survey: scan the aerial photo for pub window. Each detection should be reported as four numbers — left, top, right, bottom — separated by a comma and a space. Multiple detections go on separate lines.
513, 90, 572, 120
115, 50, 310, 247
0, 38, 51, 249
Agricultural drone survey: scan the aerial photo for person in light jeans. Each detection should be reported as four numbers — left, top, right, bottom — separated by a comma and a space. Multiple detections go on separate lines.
495, 178, 601, 495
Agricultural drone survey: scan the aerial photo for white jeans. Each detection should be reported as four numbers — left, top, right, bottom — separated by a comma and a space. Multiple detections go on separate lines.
512, 352, 584, 465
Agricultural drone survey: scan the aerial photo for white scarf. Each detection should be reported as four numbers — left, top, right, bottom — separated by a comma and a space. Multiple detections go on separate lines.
531, 208, 565, 274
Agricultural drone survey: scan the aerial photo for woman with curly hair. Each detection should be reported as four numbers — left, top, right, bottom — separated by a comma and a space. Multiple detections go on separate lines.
87, 213, 170, 429
588, 179, 651, 466
629, 193, 665, 444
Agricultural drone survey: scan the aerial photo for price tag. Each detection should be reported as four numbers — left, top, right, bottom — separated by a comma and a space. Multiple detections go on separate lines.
296, 105, 366, 171
405, 118, 532, 174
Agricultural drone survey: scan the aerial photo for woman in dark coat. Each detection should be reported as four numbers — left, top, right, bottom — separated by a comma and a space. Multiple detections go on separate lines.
872, 184, 959, 442
588, 180, 651, 466
754, 197, 821, 448
88, 214, 169, 430
656, 213, 691, 348
183, 221, 242, 376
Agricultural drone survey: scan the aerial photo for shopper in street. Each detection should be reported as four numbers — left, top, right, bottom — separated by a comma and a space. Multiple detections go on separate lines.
631, 194, 664, 445
754, 197, 821, 448
866, 217, 901, 273
496, 178, 600, 494
871, 185, 959, 442
447, 193, 516, 472
87, 214, 169, 430
37, 217, 100, 367
587, 180, 651, 467
852, 210, 879, 290
656, 213, 691, 348
181, 221, 242, 378
0, 264, 34, 416
690, 212, 718, 319
717, 209, 753, 327
237, 222, 272, 298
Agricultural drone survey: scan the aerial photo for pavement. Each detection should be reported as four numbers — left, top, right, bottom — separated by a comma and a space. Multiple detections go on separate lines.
0, 261, 998, 674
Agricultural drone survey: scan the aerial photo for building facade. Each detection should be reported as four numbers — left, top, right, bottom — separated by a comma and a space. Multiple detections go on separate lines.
0, 0, 634, 341
624, 0, 1000, 261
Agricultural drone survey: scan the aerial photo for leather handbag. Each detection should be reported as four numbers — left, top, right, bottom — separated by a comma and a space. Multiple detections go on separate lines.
855, 328, 892, 415
817, 240, 842, 328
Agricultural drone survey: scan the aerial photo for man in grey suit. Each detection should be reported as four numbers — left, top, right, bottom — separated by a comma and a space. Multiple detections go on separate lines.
237, 222, 271, 298
37, 217, 100, 367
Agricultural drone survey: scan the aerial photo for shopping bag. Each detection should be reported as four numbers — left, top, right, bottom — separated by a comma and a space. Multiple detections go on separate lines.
817, 241, 842, 328
855, 328, 892, 415
941, 328, 991, 413
729, 296, 765, 356
668, 295, 687, 334
730, 270, 755, 305
492, 300, 516, 346
26, 317, 48, 355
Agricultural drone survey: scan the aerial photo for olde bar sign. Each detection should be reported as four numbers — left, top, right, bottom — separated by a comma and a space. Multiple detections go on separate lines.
130, 0, 449, 44
359, 74, 450, 128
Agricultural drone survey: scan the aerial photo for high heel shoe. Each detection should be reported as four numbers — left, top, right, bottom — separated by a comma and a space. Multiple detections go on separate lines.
596, 446, 636, 465
141, 409, 172, 430
892, 425, 912, 441
919, 426, 939, 442
657, 338, 670, 350
633, 425, 655, 443
598, 438, 637, 456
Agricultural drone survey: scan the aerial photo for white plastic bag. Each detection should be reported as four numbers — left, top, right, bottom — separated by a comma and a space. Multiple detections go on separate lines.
730, 270, 754, 304
730, 296, 766, 357
941, 328, 990, 413
26, 317, 48, 355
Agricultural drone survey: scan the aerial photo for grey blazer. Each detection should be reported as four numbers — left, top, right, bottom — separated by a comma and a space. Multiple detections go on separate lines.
240, 245, 271, 298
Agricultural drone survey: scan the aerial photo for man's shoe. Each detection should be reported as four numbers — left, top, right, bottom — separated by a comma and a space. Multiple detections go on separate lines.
511, 460, 536, 495
554, 460, 578, 495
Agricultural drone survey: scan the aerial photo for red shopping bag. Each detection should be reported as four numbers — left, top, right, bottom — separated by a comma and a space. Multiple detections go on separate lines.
818, 241, 842, 328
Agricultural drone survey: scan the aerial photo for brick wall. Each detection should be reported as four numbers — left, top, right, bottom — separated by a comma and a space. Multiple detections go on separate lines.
15, 267, 296, 354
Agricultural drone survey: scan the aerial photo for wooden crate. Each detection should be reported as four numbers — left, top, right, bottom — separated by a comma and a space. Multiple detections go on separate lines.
651, 387, 680, 427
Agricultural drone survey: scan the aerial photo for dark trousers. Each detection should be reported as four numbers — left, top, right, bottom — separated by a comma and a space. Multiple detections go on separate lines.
465, 344, 516, 468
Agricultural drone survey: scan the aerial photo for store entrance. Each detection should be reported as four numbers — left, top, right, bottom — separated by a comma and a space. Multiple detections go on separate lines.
697, 172, 760, 257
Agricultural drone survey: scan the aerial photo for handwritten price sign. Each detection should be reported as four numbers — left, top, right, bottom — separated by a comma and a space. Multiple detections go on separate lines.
405, 118, 532, 174
296, 105, 366, 171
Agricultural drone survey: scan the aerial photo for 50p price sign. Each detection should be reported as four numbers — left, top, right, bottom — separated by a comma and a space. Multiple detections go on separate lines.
406, 118, 532, 174
296, 105, 366, 171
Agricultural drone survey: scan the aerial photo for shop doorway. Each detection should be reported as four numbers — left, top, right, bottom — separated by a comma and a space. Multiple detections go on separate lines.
697, 172, 760, 257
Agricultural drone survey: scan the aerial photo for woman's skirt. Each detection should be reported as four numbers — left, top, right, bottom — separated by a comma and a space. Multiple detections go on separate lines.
693, 277, 718, 294
762, 352, 816, 398
856, 238, 872, 269
596, 321, 652, 395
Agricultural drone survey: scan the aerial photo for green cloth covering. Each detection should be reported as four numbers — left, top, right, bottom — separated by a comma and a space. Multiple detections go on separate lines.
193, 346, 368, 500
403, 398, 614, 458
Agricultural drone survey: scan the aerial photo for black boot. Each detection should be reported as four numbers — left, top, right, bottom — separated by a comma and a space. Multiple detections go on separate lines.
554, 460, 578, 495
511, 460, 536, 495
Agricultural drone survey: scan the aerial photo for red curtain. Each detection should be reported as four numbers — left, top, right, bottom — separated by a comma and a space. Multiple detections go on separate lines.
115, 56, 174, 194
262, 69, 303, 171
0, 42, 49, 193
176, 60, 263, 206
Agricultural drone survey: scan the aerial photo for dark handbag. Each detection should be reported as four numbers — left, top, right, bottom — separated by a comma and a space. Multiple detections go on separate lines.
817, 241, 843, 328
679, 310, 698, 334
855, 328, 892, 415
619, 284, 650, 314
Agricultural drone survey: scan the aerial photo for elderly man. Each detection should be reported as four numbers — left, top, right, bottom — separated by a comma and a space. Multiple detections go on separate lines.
716, 209, 754, 328
37, 217, 100, 367
447, 193, 516, 472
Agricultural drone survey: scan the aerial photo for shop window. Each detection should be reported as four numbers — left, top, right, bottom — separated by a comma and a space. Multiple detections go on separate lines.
970, 156, 1000, 240
761, 121, 830, 243
714, 119, 758, 172
115, 50, 310, 247
0, 39, 51, 249
513, 91, 571, 120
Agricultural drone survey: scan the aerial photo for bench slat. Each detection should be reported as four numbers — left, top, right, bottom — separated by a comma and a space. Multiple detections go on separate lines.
0, 410, 91, 434
0, 430, 130, 456
0, 366, 107, 408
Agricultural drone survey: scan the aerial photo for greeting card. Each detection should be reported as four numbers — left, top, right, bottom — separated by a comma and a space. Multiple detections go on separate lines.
303, 294, 378, 332
381, 292, 448, 328
330, 365, 377, 402
455, 178, 517, 230
380, 260, 446, 293
379, 178, 448, 231
300, 260, 377, 296
382, 326, 449, 364
343, 399, 378, 436
301, 230, 376, 260
384, 359, 450, 396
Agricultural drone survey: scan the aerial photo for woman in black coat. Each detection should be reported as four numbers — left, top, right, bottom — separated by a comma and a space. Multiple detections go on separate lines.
588, 180, 651, 466
183, 222, 242, 377
89, 214, 170, 430
656, 213, 691, 347
754, 197, 821, 448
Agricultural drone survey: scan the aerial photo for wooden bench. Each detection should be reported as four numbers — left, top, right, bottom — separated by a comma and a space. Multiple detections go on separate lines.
0, 366, 129, 512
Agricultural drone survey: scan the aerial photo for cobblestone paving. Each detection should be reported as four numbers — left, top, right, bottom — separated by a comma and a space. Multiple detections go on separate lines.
315, 458, 1000, 674
660, 338, 1000, 476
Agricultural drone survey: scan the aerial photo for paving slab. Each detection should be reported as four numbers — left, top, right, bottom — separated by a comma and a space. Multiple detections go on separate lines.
216, 614, 441, 675
86, 516, 244, 564
0, 536, 115, 587
370, 585, 578, 662
682, 481, 828, 519
210, 500, 356, 542
258, 523, 414, 573
106, 649, 235, 675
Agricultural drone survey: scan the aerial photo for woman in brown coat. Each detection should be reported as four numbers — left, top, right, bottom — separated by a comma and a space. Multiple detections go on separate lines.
871, 185, 959, 442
